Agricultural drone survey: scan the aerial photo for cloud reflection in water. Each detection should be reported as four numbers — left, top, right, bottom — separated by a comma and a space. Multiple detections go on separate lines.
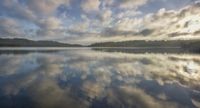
0, 49, 200, 108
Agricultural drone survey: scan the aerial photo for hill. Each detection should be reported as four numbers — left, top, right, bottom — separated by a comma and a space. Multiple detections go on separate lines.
90, 40, 200, 53
0, 38, 82, 47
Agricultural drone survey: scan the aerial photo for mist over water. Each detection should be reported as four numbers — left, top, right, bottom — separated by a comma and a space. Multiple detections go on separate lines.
0, 48, 200, 108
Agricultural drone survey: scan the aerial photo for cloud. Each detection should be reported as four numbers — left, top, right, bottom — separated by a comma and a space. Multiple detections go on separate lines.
91, 1, 200, 42
1, 0, 13, 7
35, 17, 64, 37
116, 10, 142, 19
138, 2, 200, 38
102, 0, 113, 7
27, 0, 70, 16
115, 17, 143, 31
0, 0, 200, 43
0, 0, 36, 21
0, 0, 72, 39
116, 0, 149, 9
101, 27, 137, 37
77, 1, 200, 43
98, 9, 112, 22
37, 17, 62, 29
95, 17, 143, 37
0, 18, 24, 37
81, 0, 100, 13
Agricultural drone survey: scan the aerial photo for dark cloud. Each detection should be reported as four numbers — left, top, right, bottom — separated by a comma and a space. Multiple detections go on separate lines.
194, 30, 200, 35
101, 27, 137, 37
138, 29, 154, 36
101, 27, 155, 37
168, 32, 190, 37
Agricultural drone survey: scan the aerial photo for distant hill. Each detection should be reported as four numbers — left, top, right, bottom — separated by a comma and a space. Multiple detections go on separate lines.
1, 38, 200, 53
0, 38, 82, 47
90, 40, 200, 53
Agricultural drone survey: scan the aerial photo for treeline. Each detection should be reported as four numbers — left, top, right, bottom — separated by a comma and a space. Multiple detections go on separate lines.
89, 40, 200, 53
0, 38, 82, 47
0, 38, 200, 53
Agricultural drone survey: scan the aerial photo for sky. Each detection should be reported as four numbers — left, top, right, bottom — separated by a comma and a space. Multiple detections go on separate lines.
0, 0, 200, 44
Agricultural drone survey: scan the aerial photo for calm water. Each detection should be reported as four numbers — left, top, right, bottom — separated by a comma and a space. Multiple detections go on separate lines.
0, 48, 200, 108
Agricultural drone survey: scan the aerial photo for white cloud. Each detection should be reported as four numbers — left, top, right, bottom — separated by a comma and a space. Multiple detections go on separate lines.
103, 0, 113, 6
115, 17, 143, 31
95, 2, 200, 41
141, 2, 200, 39
36, 17, 63, 36
0, 18, 24, 37
101, 9, 112, 22
37, 17, 62, 29
116, 10, 142, 19
81, 0, 100, 13
117, 0, 149, 9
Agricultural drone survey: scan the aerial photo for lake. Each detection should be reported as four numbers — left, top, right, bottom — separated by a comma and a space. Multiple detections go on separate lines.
0, 48, 200, 108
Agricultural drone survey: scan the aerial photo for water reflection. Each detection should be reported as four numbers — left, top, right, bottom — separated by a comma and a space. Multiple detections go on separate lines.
0, 48, 200, 108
